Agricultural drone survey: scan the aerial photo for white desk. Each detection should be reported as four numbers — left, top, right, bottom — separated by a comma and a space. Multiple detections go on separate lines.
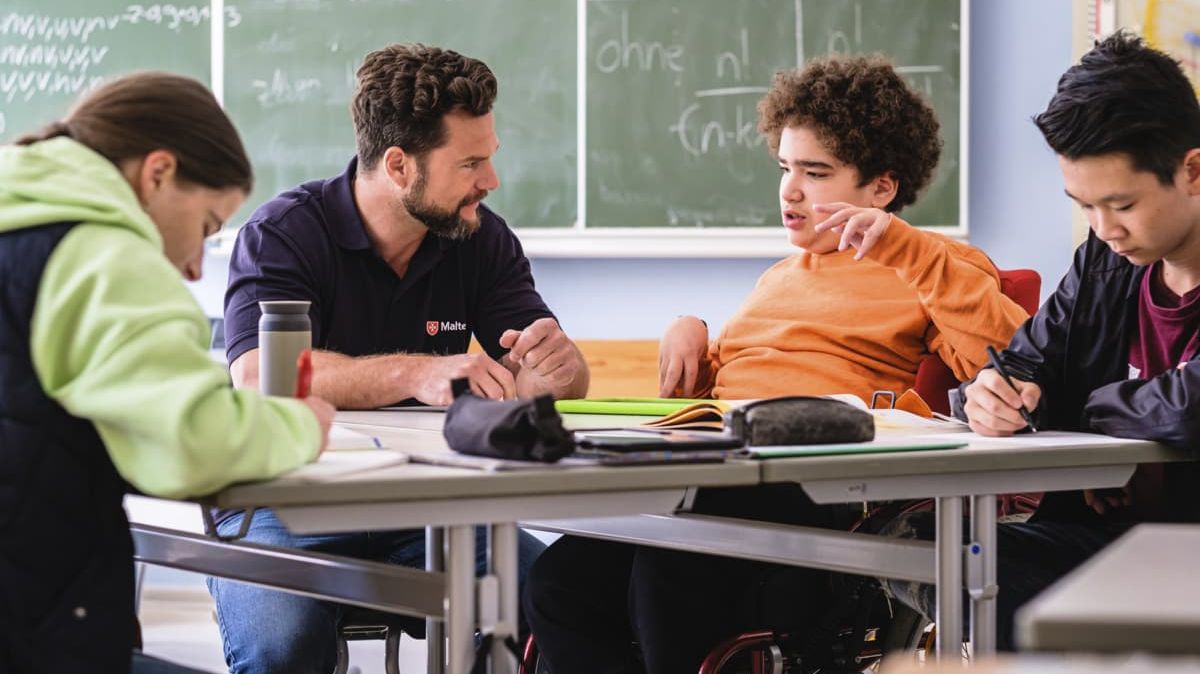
130, 413, 1193, 670
528, 430, 1192, 658
1018, 523, 1200, 654
132, 412, 758, 674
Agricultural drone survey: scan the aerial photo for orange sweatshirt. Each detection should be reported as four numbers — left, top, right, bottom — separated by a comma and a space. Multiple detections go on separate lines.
695, 217, 1029, 403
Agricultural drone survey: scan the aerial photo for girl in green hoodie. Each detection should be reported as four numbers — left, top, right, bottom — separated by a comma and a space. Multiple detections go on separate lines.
0, 72, 334, 674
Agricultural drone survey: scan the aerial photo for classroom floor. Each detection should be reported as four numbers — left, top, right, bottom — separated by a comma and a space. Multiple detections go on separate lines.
140, 582, 429, 674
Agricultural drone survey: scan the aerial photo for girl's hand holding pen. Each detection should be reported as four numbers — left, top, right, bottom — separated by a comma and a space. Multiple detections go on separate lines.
963, 367, 1042, 436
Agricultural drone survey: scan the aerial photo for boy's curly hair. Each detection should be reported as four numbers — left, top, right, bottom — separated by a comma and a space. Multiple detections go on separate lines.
757, 54, 942, 213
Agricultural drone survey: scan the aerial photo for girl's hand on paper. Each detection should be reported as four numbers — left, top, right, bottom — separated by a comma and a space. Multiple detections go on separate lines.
659, 315, 710, 397
301, 395, 336, 457
812, 203, 893, 260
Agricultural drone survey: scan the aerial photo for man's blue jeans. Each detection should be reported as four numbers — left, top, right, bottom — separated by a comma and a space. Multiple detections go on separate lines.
131, 652, 211, 673
206, 509, 545, 674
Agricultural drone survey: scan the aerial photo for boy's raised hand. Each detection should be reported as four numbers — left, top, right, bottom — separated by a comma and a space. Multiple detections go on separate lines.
963, 368, 1042, 436
658, 315, 709, 397
812, 203, 894, 260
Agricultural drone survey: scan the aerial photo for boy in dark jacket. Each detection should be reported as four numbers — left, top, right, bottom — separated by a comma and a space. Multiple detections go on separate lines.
887, 30, 1200, 649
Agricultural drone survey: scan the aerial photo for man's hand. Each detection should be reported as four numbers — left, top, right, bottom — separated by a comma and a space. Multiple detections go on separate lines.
963, 368, 1042, 436
410, 353, 517, 405
812, 203, 893, 260
300, 396, 336, 457
658, 316, 710, 397
499, 318, 584, 397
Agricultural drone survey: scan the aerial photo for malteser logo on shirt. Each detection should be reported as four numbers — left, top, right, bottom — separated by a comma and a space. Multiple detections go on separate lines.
426, 320, 468, 337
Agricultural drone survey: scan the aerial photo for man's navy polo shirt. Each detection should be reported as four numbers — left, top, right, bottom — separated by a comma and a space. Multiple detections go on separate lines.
224, 158, 555, 370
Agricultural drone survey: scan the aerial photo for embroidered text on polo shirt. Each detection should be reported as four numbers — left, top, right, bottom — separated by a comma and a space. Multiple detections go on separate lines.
427, 320, 468, 336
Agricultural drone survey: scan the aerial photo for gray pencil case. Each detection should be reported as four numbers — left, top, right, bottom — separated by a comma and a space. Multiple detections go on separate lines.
727, 396, 875, 446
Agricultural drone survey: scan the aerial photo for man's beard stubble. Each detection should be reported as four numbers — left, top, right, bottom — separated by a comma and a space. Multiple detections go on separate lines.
403, 171, 487, 241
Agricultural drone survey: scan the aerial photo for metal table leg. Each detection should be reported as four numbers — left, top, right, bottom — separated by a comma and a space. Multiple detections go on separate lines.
426, 526, 445, 674
935, 496, 963, 660
491, 523, 519, 674
970, 494, 998, 656
447, 525, 476, 674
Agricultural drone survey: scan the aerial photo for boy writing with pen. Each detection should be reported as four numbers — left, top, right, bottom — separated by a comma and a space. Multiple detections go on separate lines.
884, 31, 1200, 649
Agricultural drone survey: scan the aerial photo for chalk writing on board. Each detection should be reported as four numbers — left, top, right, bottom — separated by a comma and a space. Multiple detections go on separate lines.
819, 3, 942, 97
0, 5, 241, 41
594, 10, 683, 75
0, 70, 102, 103
251, 69, 322, 108
0, 5, 236, 117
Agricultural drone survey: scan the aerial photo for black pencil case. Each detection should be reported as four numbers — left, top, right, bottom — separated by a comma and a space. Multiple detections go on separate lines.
442, 378, 574, 462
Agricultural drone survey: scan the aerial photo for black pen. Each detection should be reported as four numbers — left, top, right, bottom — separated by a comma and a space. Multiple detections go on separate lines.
985, 345, 1037, 432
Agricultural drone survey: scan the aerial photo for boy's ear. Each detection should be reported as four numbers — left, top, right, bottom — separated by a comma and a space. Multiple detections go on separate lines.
869, 172, 900, 210
1184, 148, 1200, 195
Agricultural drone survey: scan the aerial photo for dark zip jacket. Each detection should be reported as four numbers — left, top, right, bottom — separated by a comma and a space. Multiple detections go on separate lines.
958, 231, 1200, 523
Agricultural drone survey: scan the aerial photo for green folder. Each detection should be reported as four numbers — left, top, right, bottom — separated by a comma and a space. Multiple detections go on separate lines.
740, 438, 967, 458
554, 397, 715, 416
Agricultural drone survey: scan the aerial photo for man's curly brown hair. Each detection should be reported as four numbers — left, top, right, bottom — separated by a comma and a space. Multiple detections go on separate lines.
757, 54, 942, 213
351, 43, 497, 171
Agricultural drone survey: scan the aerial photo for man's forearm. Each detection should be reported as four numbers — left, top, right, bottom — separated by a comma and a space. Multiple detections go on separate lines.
232, 348, 424, 409
310, 351, 423, 409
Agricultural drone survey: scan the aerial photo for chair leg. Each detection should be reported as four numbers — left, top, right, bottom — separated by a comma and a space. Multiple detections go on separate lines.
698, 630, 780, 674
385, 627, 402, 674
518, 635, 538, 674
333, 635, 349, 674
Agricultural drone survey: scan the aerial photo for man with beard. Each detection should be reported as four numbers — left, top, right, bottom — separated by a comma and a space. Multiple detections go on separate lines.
212, 44, 587, 674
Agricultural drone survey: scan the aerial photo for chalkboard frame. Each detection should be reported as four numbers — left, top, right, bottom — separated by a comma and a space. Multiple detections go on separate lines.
202, 0, 968, 258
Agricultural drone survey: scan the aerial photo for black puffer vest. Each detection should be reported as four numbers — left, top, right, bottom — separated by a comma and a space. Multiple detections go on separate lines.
0, 222, 135, 674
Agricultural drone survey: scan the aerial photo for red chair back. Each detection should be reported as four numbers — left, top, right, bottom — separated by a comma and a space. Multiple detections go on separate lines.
913, 268, 1040, 415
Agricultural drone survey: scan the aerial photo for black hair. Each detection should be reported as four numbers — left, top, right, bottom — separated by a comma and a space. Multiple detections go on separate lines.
1034, 30, 1200, 185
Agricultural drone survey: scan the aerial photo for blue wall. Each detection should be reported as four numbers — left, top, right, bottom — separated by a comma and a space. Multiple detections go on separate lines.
189, 0, 1075, 339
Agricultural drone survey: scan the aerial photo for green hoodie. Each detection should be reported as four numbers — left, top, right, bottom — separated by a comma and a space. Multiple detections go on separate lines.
0, 137, 320, 498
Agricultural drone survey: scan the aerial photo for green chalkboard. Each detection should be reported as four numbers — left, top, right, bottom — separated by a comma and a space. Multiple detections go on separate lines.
1, 0, 962, 235
585, 0, 962, 230
224, 0, 577, 231
0, 2, 214, 143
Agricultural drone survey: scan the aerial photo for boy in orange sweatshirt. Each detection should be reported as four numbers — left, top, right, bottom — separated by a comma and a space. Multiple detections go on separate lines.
524, 55, 1027, 674
659, 59, 1026, 405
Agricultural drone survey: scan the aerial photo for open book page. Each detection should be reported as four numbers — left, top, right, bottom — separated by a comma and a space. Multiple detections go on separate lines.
639, 401, 729, 430
774, 393, 964, 433
327, 424, 389, 451
637, 395, 867, 432
638, 395, 866, 432
870, 409, 968, 433
824, 393, 869, 410
639, 399, 759, 431
571, 393, 962, 434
